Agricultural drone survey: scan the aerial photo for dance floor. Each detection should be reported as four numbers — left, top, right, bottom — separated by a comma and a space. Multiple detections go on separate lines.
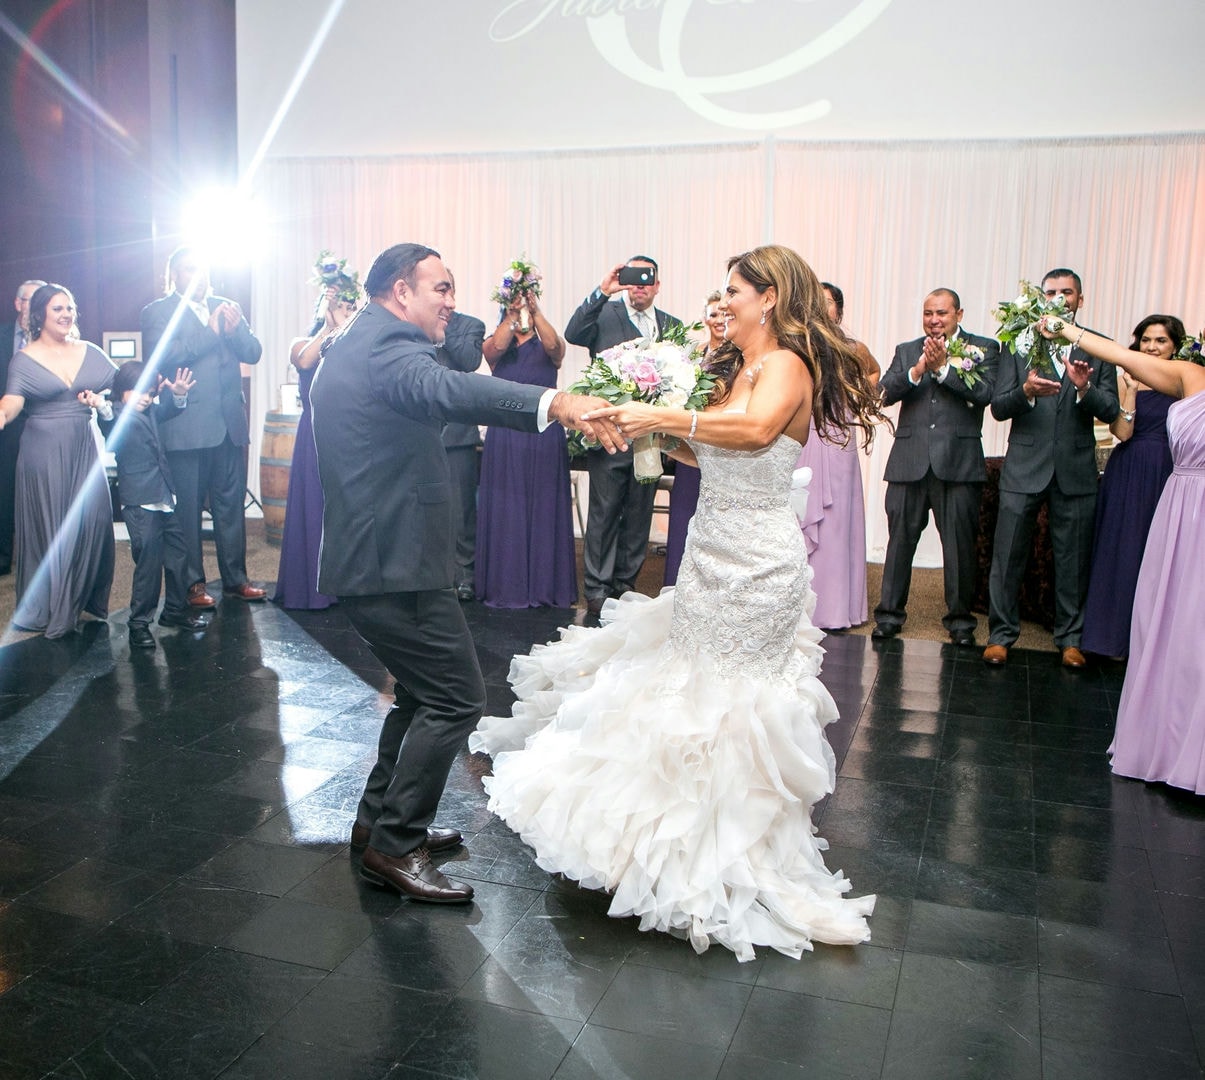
0, 597, 1202, 1079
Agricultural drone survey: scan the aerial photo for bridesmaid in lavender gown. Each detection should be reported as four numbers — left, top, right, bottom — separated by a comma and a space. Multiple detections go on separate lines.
475, 290, 576, 608
0, 284, 115, 638
793, 283, 879, 630
1081, 316, 1182, 658
664, 291, 726, 586
273, 280, 359, 609
1038, 316, 1205, 795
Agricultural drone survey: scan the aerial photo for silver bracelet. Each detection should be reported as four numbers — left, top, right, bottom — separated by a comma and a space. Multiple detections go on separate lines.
688, 409, 698, 438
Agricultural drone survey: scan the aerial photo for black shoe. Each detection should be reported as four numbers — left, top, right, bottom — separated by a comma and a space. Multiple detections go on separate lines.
455, 583, 475, 603
159, 610, 209, 630
871, 623, 900, 640
128, 625, 155, 649
949, 630, 976, 646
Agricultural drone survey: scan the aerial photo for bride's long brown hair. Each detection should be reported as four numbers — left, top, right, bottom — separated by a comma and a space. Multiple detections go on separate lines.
706, 246, 882, 450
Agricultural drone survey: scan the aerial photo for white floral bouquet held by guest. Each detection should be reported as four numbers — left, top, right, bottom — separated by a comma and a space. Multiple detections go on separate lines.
946, 337, 989, 388
567, 321, 712, 481
993, 280, 1070, 378
490, 256, 543, 331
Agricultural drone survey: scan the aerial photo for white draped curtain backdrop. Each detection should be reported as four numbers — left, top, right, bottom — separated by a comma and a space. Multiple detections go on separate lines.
246, 133, 1205, 564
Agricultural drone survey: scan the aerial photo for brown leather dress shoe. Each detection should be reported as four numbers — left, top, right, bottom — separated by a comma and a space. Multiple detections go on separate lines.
424, 826, 463, 852
360, 845, 474, 903
223, 583, 267, 601
187, 582, 216, 608
351, 823, 462, 852
1061, 646, 1087, 669
982, 644, 1009, 666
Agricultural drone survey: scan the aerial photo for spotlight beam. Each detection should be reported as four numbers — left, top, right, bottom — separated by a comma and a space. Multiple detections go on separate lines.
239, 0, 347, 190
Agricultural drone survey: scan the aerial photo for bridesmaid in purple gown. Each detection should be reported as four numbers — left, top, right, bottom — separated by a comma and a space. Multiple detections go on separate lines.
273, 280, 359, 609
1037, 316, 1205, 795
793, 283, 879, 630
664, 291, 726, 586
1081, 316, 1183, 658
475, 290, 576, 608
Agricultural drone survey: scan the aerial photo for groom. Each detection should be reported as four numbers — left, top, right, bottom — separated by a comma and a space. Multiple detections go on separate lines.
310, 243, 623, 903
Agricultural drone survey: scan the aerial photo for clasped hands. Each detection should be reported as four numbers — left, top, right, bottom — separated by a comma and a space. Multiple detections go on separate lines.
549, 396, 672, 452
547, 393, 627, 453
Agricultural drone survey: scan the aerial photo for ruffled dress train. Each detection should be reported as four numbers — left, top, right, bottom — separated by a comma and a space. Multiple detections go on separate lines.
471, 434, 874, 961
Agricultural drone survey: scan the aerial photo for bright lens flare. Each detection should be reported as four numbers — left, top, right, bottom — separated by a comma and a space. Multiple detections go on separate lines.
181, 188, 267, 269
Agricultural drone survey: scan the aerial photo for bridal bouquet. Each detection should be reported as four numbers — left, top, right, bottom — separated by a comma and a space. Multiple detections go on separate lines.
1176, 333, 1204, 366
567, 321, 712, 481
992, 280, 1069, 379
945, 337, 989, 389
310, 250, 361, 304
490, 256, 543, 331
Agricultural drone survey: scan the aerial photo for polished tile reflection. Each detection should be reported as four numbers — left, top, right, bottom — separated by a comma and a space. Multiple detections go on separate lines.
0, 603, 1201, 1079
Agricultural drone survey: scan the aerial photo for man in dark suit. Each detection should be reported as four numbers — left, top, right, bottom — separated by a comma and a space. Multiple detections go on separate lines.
436, 306, 486, 602
310, 243, 621, 904
140, 247, 265, 607
874, 289, 1000, 645
0, 279, 45, 574
565, 256, 681, 614
983, 268, 1119, 668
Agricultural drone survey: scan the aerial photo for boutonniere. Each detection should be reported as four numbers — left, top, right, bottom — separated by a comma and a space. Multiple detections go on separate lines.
946, 337, 988, 388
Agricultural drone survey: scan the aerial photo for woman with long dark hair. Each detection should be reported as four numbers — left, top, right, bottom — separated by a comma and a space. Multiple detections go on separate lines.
1080, 314, 1183, 658
0, 284, 115, 637
792, 281, 880, 630
472, 245, 882, 960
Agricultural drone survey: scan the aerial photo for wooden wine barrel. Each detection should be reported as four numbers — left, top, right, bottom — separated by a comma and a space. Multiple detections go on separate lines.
259, 412, 299, 546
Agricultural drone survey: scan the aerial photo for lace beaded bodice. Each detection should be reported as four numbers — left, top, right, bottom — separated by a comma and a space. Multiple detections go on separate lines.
669, 433, 816, 680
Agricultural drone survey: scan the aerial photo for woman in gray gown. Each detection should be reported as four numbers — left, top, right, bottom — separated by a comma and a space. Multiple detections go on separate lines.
0, 284, 116, 637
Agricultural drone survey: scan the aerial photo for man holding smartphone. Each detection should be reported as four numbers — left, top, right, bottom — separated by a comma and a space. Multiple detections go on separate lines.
565, 257, 681, 614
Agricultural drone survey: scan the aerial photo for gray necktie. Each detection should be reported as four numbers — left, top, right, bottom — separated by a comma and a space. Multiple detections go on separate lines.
636, 310, 655, 340
15, 329, 28, 351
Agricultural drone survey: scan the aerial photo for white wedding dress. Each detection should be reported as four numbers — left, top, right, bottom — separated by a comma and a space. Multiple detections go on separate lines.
469, 432, 875, 961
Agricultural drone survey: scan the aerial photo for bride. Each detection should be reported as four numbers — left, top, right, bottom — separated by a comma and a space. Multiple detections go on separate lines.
469, 245, 882, 961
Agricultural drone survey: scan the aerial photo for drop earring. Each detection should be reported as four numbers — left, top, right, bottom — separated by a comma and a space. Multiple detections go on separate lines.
759, 311, 767, 325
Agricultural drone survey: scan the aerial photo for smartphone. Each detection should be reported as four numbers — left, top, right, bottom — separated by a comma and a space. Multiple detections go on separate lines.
618, 266, 656, 287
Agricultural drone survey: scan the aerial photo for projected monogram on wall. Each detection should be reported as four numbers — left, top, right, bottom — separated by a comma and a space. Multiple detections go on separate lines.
489, 0, 894, 130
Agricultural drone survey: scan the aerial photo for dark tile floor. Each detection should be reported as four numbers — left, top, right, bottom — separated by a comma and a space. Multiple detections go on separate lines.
0, 599, 1202, 1079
